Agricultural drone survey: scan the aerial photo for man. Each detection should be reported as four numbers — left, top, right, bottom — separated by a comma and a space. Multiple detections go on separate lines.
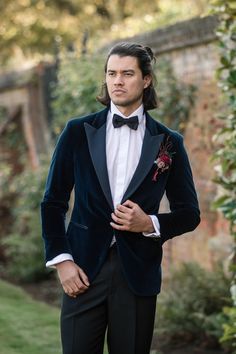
41, 42, 200, 354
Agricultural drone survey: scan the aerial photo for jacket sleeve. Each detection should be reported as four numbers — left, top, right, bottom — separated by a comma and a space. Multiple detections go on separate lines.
41, 121, 75, 261
157, 134, 200, 244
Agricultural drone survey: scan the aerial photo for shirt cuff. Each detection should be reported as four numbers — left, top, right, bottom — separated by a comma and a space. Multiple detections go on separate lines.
46, 253, 74, 268
143, 215, 161, 238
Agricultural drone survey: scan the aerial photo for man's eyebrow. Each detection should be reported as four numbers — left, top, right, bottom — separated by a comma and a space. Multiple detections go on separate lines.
107, 69, 135, 73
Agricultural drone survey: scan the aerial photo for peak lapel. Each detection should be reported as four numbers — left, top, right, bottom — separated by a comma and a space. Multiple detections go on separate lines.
121, 114, 164, 203
84, 110, 113, 210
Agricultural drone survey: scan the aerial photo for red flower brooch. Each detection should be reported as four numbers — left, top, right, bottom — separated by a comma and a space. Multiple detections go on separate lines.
152, 136, 174, 182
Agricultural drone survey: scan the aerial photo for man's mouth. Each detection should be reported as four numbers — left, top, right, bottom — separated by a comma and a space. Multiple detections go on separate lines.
112, 89, 126, 94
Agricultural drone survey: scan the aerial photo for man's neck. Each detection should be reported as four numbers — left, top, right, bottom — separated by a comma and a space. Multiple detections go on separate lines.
111, 101, 143, 117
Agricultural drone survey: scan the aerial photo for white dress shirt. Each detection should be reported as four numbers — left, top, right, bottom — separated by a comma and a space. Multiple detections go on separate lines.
46, 102, 160, 267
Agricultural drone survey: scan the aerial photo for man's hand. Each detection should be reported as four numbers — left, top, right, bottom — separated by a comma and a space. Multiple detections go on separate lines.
56, 260, 90, 298
110, 200, 155, 233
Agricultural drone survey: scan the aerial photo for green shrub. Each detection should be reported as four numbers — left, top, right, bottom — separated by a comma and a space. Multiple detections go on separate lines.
220, 306, 236, 353
1, 157, 51, 281
210, 1, 236, 352
51, 54, 105, 134
156, 262, 231, 348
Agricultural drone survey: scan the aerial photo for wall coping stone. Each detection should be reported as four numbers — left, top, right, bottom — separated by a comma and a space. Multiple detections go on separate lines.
99, 15, 219, 55
0, 62, 53, 92
0, 67, 36, 92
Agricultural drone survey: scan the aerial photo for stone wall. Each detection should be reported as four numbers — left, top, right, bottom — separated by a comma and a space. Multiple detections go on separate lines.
162, 42, 231, 272
105, 15, 232, 272
0, 64, 52, 169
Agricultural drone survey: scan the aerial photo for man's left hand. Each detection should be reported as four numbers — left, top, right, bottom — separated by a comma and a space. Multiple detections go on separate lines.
110, 200, 154, 233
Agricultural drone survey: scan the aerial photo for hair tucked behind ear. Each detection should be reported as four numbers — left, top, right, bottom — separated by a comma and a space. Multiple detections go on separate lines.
96, 42, 158, 111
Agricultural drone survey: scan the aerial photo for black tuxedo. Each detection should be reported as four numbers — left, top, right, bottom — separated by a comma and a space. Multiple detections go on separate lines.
41, 107, 200, 354
41, 107, 200, 296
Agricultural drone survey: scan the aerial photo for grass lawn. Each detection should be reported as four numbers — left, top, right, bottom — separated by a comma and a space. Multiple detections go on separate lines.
0, 279, 111, 354
0, 278, 61, 354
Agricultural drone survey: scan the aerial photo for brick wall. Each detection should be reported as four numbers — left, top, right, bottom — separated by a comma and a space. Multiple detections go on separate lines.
166, 44, 231, 271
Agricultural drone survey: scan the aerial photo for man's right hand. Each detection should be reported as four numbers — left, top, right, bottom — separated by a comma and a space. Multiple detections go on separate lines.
56, 261, 90, 298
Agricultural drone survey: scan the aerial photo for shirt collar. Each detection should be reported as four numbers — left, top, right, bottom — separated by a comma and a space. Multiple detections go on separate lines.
110, 101, 145, 124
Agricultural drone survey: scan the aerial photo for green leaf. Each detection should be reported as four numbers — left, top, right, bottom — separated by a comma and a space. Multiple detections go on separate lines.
212, 195, 230, 209
220, 56, 231, 67
228, 70, 236, 86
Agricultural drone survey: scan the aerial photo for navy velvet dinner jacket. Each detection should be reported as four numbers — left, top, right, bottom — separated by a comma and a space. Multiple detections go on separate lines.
41, 107, 200, 296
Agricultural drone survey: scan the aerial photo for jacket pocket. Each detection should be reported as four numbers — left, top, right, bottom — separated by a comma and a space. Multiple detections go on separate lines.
70, 221, 88, 230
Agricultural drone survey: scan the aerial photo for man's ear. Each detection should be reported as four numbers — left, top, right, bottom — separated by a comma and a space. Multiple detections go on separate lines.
143, 75, 152, 89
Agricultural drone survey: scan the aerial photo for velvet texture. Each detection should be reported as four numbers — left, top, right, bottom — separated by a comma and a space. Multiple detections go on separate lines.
41, 108, 200, 296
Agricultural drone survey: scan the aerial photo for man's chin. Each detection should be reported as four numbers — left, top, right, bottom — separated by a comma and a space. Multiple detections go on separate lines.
112, 98, 140, 108
111, 94, 143, 108
111, 99, 128, 107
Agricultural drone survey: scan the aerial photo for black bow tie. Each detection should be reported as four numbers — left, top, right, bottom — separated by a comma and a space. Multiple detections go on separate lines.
112, 114, 139, 130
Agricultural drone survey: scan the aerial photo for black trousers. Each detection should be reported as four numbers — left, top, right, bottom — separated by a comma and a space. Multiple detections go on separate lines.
61, 245, 157, 354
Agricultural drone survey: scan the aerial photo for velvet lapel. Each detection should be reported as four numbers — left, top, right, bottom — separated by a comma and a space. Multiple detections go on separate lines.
121, 112, 164, 203
84, 108, 114, 210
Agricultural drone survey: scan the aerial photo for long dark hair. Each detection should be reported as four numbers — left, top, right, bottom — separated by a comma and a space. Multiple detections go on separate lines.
96, 42, 158, 111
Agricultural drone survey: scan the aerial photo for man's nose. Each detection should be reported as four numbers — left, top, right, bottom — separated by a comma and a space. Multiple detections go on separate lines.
114, 75, 124, 85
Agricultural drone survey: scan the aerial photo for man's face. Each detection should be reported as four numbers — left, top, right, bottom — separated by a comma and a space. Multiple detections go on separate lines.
105, 55, 151, 115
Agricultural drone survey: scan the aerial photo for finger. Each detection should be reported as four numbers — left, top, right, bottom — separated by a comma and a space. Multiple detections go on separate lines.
111, 212, 127, 225
68, 292, 77, 298
122, 200, 136, 208
64, 279, 79, 294
69, 292, 77, 298
74, 278, 88, 293
63, 284, 77, 298
115, 207, 134, 221
113, 212, 131, 225
66, 278, 87, 296
116, 204, 132, 214
78, 267, 90, 287
114, 208, 129, 220
64, 272, 88, 293
110, 221, 128, 231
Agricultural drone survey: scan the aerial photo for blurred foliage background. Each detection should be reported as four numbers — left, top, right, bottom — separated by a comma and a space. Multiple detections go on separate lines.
211, 0, 236, 351
0, 0, 210, 67
0, 0, 236, 353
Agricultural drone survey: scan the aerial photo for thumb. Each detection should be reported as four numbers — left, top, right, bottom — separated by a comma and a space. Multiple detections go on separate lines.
77, 266, 90, 287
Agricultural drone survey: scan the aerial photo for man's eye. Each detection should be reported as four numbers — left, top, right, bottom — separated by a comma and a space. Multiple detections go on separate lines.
108, 72, 115, 76
125, 73, 133, 76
